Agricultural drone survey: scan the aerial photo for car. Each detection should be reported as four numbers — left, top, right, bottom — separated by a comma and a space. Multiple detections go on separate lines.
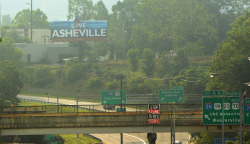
103, 105, 115, 110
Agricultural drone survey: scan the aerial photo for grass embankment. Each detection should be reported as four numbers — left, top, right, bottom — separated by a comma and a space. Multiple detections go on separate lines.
61, 134, 101, 144
19, 100, 102, 144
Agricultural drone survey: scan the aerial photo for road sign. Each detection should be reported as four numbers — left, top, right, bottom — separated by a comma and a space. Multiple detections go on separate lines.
148, 104, 160, 110
148, 119, 160, 124
148, 104, 160, 124
203, 97, 241, 125
101, 90, 126, 104
202, 91, 223, 96
45, 134, 54, 141
244, 98, 250, 125
159, 90, 184, 103
226, 91, 241, 96
148, 114, 160, 119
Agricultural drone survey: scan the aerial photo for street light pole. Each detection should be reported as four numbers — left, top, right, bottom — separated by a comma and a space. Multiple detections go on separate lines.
209, 73, 224, 144
120, 73, 123, 144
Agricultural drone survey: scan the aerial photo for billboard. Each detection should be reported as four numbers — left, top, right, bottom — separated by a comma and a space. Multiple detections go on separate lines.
51, 20, 107, 42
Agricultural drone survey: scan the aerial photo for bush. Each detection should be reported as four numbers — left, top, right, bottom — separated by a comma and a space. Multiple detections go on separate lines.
88, 77, 103, 89
106, 79, 119, 90
65, 63, 89, 83
32, 67, 54, 87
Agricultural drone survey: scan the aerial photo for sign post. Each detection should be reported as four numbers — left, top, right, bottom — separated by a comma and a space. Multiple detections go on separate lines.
159, 90, 184, 103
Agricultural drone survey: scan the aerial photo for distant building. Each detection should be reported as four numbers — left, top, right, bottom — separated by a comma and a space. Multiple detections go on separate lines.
15, 43, 78, 64
9, 28, 66, 44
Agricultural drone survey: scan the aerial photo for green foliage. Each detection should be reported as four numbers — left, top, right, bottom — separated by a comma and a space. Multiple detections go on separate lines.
93, 1, 109, 20
142, 48, 155, 77
135, 0, 218, 55
137, 79, 156, 94
0, 61, 23, 106
65, 63, 89, 83
68, 0, 94, 20
172, 51, 190, 75
88, 77, 103, 89
156, 55, 172, 77
2, 15, 11, 26
196, 132, 217, 144
0, 37, 24, 67
12, 8, 50, 29
2, 29, 32, 43
106, 79, 119, 90
206, 11, 250, 91
31, 67, 54, 88
169, 68, 206, 94
127, 48, 140, 72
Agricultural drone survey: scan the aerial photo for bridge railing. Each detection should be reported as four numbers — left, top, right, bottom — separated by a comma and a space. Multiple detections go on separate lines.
0, 103, 202, 114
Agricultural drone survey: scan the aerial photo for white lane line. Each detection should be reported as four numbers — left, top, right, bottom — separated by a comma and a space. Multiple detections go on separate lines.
124, 133, 146, 144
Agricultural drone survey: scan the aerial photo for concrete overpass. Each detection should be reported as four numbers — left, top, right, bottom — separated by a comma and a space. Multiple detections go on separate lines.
1, 110, 249, 136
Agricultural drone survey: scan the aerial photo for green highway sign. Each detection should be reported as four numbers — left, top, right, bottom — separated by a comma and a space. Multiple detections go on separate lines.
203, 97, 240, 125
244, 98, 250, 125
45, 134, 54, 141
159, 90, 184, 103
226, 91, 241, 96
101, 90, 126, 104
202, 91, 223, 96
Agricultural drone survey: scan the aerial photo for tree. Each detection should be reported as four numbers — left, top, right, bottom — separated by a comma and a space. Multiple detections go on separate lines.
0, 61, 23, 106
0, 37, 24, 67
110, 0, 140, 59
134, 0, 218, 55
206, 11, 250, 91
1, 28, 32, 43
67, 0, 94, 20
142, 48, 155, 77
2, 15, 12, 26
12, 8, 50, 29
127, 48, 140, 72
93, 1, 109, 20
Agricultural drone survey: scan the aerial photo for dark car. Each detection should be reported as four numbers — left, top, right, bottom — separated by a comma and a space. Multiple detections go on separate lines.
103, 105, 115, 110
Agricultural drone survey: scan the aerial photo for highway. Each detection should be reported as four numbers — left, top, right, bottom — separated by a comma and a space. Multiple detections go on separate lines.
17, 95, 191, 144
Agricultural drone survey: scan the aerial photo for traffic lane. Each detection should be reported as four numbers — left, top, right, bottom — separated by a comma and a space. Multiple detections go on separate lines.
92, 133, 146, 144
127, 132, 191, 144
17, 95, 140, 112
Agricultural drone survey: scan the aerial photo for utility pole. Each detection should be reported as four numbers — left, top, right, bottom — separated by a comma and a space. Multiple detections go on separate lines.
171, 109, 176, 144
30, 0, 32, 40
120, 73, 123, 144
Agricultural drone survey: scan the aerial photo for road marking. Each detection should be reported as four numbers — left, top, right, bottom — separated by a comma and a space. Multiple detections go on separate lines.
124, 133, 146, 144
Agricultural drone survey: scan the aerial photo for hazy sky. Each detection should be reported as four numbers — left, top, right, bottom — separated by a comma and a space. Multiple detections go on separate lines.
1, 0, 120, 22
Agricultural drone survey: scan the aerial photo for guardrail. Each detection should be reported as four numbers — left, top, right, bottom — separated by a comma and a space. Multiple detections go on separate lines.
0, 97, 202, 114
